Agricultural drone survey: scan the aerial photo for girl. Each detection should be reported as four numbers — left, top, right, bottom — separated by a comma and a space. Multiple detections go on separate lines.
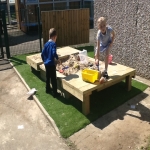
95, 17, 115, 79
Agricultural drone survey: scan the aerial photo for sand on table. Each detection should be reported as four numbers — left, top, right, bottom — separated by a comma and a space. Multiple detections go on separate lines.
56, 54, 99, 76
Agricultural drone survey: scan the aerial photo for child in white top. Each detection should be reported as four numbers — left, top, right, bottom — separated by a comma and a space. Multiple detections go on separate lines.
95, 17, 115, 79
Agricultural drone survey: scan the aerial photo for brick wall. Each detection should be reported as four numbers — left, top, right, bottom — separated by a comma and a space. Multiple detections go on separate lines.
94, 0, 150, 79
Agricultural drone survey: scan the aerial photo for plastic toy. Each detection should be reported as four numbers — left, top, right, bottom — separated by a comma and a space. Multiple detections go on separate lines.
59, 69, 64, 73
108, 54, 113, 64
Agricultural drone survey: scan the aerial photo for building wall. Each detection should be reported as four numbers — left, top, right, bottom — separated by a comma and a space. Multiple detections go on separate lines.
94, 0, 150, 79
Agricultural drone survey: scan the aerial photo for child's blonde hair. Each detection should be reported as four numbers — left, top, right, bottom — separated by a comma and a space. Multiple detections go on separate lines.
97, 17, 106, 27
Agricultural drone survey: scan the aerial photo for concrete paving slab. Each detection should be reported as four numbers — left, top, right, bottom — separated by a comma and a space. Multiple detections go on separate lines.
0, 69, 70, 150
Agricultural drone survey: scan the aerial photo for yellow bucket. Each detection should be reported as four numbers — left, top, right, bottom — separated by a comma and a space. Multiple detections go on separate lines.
82, 69, 99, 83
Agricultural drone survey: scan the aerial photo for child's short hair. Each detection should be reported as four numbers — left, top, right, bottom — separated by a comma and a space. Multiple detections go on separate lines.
97, 17, 106, 26
49, 28, 57, 38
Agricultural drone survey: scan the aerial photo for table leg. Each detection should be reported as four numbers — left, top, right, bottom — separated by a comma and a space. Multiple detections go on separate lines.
30, 66, 34, 72
57, 79, 72, 99
82, 94, 91, 115
126, 75, 132, 91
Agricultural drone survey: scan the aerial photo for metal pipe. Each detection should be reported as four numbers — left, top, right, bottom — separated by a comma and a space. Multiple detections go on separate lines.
1, 9, 10, 58
37, 6, 42, 52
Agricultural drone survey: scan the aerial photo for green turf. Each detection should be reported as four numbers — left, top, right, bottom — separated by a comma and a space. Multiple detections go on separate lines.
10, 46, 148, 138
144, 137, 150, 150
77, 45, 94, 58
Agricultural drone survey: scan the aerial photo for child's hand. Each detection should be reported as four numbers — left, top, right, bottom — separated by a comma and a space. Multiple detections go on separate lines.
57, 59, 61, 64
109, 43, 113, 48
95, 59, 99, 65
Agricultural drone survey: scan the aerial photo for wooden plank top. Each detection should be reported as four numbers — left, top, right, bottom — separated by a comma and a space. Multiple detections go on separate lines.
26, 53, 42, 64
26, 46, 80, 68
57, 46, 80, 57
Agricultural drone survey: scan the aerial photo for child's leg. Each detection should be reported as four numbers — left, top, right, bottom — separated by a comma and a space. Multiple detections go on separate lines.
94, 47, 98, 59
50, 65, 57, 94
102, 48, 110, 79
45, 65, 51, 92
104, 47, 110, 72
94, 47, 100, 64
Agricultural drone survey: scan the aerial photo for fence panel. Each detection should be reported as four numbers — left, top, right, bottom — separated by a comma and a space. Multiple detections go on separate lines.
42, 8, 89, 47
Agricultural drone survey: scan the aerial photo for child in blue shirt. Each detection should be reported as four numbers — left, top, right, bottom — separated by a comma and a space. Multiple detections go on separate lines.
95, 17, 115, 79
41, 28, 61, 98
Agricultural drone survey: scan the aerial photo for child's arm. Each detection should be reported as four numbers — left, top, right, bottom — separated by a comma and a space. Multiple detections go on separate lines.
41, 47, 45, 62
95, 30, 101, 62
109, 30, 115, 48
52, 44, 59, 60
52, 44, 61, 64
96, 40, 100, 60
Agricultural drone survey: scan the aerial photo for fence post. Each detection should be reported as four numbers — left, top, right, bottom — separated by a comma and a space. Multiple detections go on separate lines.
0, 11, 4, 58
1, 10, 10, 59
0, 30, 4, 58
37, 6, 42, 52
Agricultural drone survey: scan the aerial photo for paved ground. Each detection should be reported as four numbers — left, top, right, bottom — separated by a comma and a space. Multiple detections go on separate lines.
0, 59, 12, 71
0, 68, 70, 150
1, 25, 41, 56
70, 79, 150, 150
7, 25, 41, 56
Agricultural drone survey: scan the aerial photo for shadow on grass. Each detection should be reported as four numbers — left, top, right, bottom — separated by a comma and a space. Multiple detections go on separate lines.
31, 68, 82, 111
11, 57, 27, 66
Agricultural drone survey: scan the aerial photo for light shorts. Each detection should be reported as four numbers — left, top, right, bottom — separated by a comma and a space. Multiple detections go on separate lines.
94, 45, 110, 57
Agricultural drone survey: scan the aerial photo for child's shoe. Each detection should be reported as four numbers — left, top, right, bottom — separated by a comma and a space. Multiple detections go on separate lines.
103, 71, 109, 79
46, 88, 52, 94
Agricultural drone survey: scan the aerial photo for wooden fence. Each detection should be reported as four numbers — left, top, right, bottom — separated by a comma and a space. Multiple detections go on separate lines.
41, 9, 89, 47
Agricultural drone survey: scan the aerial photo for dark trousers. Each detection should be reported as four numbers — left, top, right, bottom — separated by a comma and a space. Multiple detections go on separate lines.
0, 20, 3, 34
45, 65, 57, 94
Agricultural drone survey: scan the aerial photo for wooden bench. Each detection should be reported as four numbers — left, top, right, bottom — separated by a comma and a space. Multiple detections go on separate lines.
26, 46, 136, 115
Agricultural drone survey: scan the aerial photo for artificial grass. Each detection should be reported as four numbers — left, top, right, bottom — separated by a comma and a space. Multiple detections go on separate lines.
77, 45, 94, 58
144, 136, 150, 150
10, 46, 148, 138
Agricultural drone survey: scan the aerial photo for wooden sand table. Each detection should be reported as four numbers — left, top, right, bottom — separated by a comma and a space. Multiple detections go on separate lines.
26, 47, 136, 115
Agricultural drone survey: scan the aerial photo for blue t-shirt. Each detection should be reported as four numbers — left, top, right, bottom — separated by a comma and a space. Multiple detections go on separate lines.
97, 26, 113, 49
41, 40, 58, 66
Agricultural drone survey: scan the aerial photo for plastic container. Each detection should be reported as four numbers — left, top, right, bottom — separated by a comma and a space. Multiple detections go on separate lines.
108, 54, 113, 64
79, 49, 88, 64
82, 69, 99, 83
79, 49, 87, 56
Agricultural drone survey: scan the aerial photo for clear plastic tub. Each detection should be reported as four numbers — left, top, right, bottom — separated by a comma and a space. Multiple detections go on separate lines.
79, 49, 88, 64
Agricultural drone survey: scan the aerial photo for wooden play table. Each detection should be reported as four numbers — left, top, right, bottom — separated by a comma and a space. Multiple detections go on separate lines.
26, 46, 136, 115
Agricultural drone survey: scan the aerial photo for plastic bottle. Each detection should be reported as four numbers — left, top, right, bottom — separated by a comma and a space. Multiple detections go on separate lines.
108, 54, 113, 64
79, 49, 88, 64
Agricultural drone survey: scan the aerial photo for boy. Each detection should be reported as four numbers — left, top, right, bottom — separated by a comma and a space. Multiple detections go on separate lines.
41, 28, 61, 98
95, 17, 115, 79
